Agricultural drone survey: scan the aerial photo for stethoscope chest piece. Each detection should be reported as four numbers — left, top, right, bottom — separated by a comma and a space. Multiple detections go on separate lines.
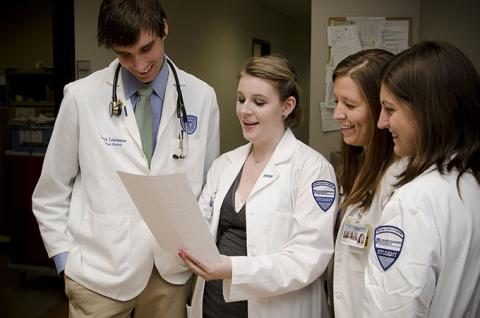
110, 99, 123, 117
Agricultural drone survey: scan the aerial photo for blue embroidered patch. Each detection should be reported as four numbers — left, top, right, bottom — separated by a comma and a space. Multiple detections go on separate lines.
180, 115, 197, 134
311, 180, 336, 212
374, 225, 404, 271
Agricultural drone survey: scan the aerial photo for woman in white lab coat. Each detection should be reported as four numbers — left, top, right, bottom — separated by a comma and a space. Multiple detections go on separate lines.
365, 41, 480, 317
179, 55, 338, 318
330, 49, 398, 318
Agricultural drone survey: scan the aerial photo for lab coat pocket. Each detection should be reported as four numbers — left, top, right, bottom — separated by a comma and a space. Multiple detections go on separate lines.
80, 210, 131, 274
268, 211, 294, 251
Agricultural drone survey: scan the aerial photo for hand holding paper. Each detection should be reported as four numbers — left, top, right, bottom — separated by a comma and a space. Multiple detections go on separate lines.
178, 249, 232, 281
118, 171, 221, 264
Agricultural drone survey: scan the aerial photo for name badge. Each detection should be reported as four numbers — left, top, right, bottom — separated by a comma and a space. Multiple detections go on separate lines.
341, 216, 370, 250
199, 193, 215, 220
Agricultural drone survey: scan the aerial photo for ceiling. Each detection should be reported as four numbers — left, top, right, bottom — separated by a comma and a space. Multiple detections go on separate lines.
256, 0, 311, 21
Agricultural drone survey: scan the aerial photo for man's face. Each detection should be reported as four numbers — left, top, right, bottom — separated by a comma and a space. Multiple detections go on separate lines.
112, 29, 167, 83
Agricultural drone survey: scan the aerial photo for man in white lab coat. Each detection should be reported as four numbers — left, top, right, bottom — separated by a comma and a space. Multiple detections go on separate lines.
32, 0, 219, 317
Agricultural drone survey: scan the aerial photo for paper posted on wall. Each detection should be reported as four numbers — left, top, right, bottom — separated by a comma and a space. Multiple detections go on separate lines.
327, 24, 362, 68
320, 102, 341, 132
118, 171, 222, 263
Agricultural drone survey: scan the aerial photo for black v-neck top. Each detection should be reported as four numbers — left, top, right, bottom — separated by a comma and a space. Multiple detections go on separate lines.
203, 168, 248, 318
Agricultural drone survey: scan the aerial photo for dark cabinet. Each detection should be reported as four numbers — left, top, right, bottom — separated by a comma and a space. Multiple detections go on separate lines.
4, 153, 55, 273
2, 69, 56, 275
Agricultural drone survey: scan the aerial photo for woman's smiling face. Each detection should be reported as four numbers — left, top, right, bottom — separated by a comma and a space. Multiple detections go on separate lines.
333, 76, 371, 149
236, 74, 293, 146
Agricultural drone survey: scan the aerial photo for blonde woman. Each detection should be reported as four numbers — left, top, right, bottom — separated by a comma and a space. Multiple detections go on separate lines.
179, 55, 338, 318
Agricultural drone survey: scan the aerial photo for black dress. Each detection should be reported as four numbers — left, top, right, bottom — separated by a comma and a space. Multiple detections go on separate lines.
203, 170, 248, 318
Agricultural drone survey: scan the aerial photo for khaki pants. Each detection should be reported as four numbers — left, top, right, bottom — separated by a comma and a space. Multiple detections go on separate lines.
65, 268, 193, 318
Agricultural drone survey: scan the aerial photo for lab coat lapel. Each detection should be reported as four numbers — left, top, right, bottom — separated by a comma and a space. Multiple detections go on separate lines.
157, 61, 185, 140
121, 97, 141, 148
105, 62, 143, 149
157, 79, 176, 139
210, 145, 251, 239
249, 164, 279, 198
221, 145, 251, 203
248, 129, 296, 199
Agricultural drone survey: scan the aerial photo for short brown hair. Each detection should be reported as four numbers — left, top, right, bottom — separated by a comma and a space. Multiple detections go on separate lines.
97, 0, 168, 48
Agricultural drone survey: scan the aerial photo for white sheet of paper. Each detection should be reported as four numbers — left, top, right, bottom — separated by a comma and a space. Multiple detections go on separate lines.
328, 25, 362, 68
346, 17, 385, 49
380, 20, 409, 54
118, 171, 221, 263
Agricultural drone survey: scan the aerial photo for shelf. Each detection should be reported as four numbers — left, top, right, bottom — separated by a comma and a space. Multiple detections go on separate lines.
4, 150, 45, 157
7, 263, 57, 277
8, 101, 54, 107
5, 68, 55, 109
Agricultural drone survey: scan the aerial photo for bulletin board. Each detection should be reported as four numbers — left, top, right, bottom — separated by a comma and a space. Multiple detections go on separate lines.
328, 17, 411, 56
320, 16, 411, 132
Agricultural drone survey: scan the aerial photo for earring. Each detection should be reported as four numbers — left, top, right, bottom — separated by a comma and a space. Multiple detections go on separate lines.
281, 114, 287, 120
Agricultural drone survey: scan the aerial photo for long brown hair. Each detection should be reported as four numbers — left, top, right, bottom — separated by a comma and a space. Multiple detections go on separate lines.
333, 49, 395, 210
382, 41, 480, 188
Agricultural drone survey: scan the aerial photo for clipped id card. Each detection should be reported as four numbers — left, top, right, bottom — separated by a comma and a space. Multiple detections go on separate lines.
341, 217, 370, 249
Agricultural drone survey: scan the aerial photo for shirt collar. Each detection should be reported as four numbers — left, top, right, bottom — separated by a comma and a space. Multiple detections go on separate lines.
121, 57, 169, 100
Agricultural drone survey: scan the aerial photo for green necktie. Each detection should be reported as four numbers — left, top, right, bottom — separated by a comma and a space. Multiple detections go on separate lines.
135, 85, 153, 166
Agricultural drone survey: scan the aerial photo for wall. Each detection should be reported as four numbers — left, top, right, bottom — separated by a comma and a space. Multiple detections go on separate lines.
74, 0, 115, 73
0, 0, 53, 74
74, 0, 310, 153
309, 0, 420, 160
420, 0, 480, 72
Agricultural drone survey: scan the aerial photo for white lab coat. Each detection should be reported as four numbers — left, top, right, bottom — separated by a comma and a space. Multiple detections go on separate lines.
32, 59, 220, 300
189, 129, 338, 318
333, 158, 406, 318
364, 164, 480, 317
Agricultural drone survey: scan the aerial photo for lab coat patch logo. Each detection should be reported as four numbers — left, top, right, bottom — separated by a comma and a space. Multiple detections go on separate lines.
374, 225, 404, 271
180, 115, 197, 134
311, 180, 336, 212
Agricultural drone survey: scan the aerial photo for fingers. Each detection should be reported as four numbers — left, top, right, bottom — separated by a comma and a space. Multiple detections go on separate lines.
178, 249, 202, 269
182, 253, 203, 274
177, 249, 217, 281
178, 249, 209, 279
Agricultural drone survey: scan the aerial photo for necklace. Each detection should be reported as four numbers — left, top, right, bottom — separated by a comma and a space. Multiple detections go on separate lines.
251, 149, 262, 166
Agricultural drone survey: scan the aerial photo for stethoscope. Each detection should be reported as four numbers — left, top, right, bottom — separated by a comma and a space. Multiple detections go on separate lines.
110, 59, 188, 159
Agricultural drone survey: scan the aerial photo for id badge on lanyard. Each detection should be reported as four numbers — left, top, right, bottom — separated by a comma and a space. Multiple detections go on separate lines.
341, 215, 371, 251
200, 193, 215, 220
